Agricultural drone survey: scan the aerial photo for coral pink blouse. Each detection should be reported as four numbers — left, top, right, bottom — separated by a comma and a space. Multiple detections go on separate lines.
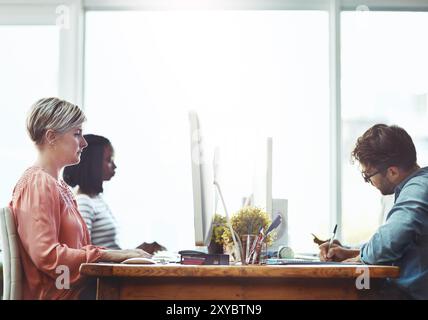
9, 166, 104, 300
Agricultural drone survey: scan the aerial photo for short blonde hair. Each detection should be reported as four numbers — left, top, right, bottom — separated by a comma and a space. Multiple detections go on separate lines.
26, 97, 86, 145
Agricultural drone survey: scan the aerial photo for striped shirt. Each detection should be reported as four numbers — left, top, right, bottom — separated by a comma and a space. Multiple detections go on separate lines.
76, 194, 121, 250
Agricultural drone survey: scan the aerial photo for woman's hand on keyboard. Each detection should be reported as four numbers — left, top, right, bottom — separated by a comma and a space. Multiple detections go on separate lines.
99, 249, 152, 263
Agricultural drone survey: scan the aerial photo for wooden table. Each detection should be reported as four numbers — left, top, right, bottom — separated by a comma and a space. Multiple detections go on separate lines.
80, 263, 399, 300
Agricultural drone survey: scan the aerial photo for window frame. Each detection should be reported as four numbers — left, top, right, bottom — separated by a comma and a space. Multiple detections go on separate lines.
2, 0, 428, 243
0, 0, 85, 106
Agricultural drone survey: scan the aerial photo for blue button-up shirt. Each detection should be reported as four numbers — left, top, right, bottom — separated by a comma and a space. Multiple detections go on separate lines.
360, 166, 428, 299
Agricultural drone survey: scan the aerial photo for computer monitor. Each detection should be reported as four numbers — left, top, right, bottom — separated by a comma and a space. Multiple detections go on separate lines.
188, 112, 277, 257
188, 111, 215, 247
248, 137, 288, 249
251, 137, 273, 215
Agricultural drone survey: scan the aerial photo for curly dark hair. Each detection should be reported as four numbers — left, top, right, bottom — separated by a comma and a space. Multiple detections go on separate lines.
63, 134, 111, 195
351, 124, 417, 171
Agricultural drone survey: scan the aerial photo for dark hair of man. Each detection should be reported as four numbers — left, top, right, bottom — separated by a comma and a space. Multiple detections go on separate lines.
351, 124, 417, 171
63, 134, 111, 195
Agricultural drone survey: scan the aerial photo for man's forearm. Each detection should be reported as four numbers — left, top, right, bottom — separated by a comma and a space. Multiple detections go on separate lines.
346, 249, 361, 259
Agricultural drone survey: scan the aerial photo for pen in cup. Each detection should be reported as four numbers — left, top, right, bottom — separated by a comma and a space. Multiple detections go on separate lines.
247, 227, 263, 264
251, 214, 282, 264
246, 235, 250, 263
252, 234, 263, 264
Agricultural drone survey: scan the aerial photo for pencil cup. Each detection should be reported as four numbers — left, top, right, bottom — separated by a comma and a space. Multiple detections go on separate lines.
258, 242, 268, 265
240, 234, 257, 265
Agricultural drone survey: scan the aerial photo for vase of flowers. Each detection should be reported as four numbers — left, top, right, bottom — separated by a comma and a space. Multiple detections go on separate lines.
221, 206, 275, 264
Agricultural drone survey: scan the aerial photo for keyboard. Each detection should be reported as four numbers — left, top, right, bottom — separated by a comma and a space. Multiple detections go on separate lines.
152, 250, 181, 264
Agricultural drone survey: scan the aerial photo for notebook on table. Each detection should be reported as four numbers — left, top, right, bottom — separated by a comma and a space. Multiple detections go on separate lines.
265, 258, 363, 265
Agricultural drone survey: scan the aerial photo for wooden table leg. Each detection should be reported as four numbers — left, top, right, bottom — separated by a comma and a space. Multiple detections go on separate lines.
97, 277, 120, 300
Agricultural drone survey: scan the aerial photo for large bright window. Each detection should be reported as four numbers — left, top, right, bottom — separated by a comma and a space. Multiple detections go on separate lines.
3, 2, 428, 256
0, 26, 59, 208
341, 11, 428, 245
84, 10, 330, 252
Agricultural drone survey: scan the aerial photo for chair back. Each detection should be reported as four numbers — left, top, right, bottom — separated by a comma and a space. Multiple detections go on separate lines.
0, 207, 23, 300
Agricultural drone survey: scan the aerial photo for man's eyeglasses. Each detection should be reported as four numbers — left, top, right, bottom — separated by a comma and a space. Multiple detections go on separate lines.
361, 168, 387, 184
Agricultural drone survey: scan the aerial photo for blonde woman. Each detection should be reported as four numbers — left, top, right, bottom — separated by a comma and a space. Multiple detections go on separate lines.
9, 97, 151, 300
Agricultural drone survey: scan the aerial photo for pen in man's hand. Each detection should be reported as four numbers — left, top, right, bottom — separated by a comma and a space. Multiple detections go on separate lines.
326, 224, 338, 258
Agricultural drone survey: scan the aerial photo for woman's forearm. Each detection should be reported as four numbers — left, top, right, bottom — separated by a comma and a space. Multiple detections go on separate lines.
98, 249, 151, 262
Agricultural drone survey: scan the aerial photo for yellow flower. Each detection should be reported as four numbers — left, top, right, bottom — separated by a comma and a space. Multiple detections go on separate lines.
211, 214, 229, 245
221, 206, 275, 246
